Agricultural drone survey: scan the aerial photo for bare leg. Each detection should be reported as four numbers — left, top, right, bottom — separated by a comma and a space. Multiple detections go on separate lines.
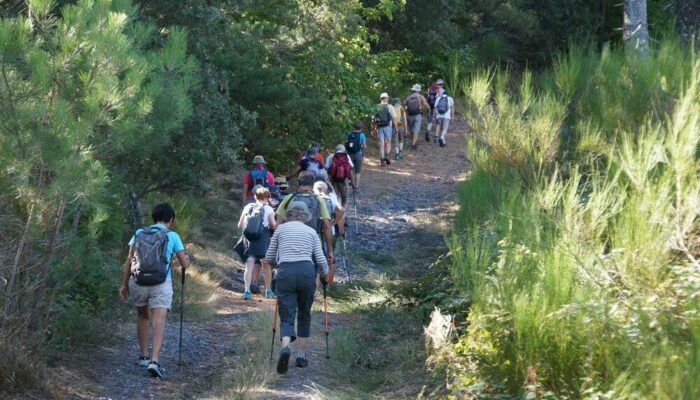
282, 336, 292, 348
297, 337, 308, 353
378, 137, 385, 162
354, 173, 361, 188
252, 261, 262, 287
137, 306, 149, 357
244, 256, 255, 291
262, 260, 272, 291
150, 308, 168, 362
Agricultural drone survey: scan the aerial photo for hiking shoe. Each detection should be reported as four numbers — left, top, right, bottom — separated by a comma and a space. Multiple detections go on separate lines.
277, 347, 291, 374
265, 288, 275, 298
295, 357, 309, 368
137, 356, 150, 368
411, 144, 417, 151
424, 131, 430, 142
433, 137, 438, 144
147, 361, 165, 379
399, 150, 405, 159
242, 289, 252, 300
385, 158, 391, 165
439, 138, 446, 147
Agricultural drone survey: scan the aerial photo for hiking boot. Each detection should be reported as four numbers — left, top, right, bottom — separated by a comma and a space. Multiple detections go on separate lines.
399, 150, 405, 159
424, 131, 430, 142
242, 289, 252, 300
137, 356, 150, 368
439, 138, 446, 147
265, 288, 275, 298
295, 357, 309, 368
277, 347, 291, 374
147, 361, 165, 379
411, 144, 417, 151
385, 158, 391, 165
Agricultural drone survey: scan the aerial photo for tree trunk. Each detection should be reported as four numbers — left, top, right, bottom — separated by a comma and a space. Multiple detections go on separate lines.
2, 202, 35, 323
677, 0, 700, 46
32, 199, 65, 324
624, 0, 649, 54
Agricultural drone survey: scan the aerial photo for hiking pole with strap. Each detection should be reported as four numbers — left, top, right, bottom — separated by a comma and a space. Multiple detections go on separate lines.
269, 298, 279, 367
178, 268, 185, 369
341, 236, 351, 283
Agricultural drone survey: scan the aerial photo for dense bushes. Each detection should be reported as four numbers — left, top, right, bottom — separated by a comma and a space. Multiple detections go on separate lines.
448, 39, 700, 398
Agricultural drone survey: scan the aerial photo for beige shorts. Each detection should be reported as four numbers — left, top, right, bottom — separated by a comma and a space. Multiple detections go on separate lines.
128, 277, 173, 310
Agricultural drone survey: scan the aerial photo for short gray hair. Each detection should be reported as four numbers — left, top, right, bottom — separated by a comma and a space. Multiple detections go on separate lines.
285, 201, 311, 222
313, 181, 329, 194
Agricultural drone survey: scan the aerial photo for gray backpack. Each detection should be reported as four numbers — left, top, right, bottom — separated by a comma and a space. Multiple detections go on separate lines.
243, 204, 265, 240
288, 191, 323, 233
131, 227, 170, 286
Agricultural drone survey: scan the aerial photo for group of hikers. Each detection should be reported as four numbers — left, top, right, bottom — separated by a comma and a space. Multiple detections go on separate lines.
117, 79, 454, 379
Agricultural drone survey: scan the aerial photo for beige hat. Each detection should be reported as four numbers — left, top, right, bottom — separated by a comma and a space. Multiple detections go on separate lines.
286, 201, 311, 222
335, 144, 347, 153
253, 155, 266, 164
380, 92, 389, 99
411, 84, 421, 92
436, 79, 445, 85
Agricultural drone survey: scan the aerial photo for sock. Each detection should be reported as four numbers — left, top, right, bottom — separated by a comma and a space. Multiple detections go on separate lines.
399, 143, 404, 151
296, 351, 306, 359
427, 122, 432, 130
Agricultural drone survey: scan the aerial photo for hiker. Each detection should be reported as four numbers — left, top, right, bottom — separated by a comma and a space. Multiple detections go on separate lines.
426, 79, 444, 138
119, 203, 190, 379
392, 98, 407, 160
241, 155, 275, 204
404, 84, 430, 150
433, 88, 455, 147
325, 144, 354, 207
265, 201, 329, 373
290, 148, 324, 179
371, 92, 397, 166
237, 186, 277, 299
345, 120, 367, 190
313, 180, 345, 238
276, 171, 335, 273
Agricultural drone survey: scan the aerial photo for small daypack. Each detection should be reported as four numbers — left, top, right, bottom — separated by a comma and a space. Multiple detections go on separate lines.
249, 168, 269, 190
243, 204, 266, 240
288, 191, 322, 233
346, 131, 362, 154
427, 88, 438, 107
303, 157, 323, 177
406, 95, 421, 115
329, 153, 352, 182
375, 105, 391, 127
436, 95, 450, 114
131, 227, 170, 286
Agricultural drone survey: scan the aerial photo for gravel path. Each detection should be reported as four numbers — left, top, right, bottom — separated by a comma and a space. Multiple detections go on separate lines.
47, 115, 469, 400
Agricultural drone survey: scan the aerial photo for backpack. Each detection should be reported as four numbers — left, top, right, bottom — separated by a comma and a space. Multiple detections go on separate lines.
436, 95, 450, 114
243, 204, 266, 240
406, 95, 421, 115
329, 153, 352, 182
249, 168, 269, 190
346, 131, 362, 154
288, 191, 322, 233
427, 87, 438, 108
131, 227, 170, 286
302, 157, 323, 177
375, 104, 391, 127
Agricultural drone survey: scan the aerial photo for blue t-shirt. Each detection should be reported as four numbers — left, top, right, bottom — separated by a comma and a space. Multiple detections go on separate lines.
129, 224, 185, 280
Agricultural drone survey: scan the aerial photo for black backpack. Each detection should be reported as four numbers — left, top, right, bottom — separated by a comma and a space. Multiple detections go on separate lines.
131, 227, 170, 286
288, 191, 323, 233
346, 131, 362, 154
375, 105, 391, 127
427, 90, 437, 108
243, 204, 266, 240
436, 95, 450, 114
406, 95, 421, 115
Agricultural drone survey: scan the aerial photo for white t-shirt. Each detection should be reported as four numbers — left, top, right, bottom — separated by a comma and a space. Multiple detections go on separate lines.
243, 203, 275, 228
436, 95, 455, 120
325, 153, 355, 170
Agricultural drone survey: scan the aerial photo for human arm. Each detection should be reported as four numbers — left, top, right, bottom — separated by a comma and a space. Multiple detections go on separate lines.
275, 194, 290, 225
451, 98, 456, 119
312, 233, 329, 275
421, 94, 430, 111
241, 183, 250, 203
119, 245, 136, 300
267, 205, 278, 230
237, 205, 247, 230
175, 251, 190, 270
335, 207, 345, 236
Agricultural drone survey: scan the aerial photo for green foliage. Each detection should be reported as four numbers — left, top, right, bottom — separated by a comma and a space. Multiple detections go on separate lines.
447, 38, 700, 398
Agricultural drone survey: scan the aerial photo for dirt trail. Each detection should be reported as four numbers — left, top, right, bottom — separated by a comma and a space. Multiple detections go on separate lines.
47, 115, 469, 400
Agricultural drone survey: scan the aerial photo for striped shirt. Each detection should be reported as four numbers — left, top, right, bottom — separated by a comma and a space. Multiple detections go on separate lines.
265, 221, 329, 274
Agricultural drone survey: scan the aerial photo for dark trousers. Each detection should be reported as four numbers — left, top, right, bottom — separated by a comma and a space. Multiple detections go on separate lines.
277, 261, 316, 340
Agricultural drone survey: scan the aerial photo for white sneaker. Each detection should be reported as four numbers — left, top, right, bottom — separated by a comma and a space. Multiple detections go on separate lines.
137, 356, 150, 368
147, 361, 165, 379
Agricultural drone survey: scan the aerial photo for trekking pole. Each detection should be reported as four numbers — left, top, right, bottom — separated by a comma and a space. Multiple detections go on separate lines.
322, 280, 330, 359
341, 236, 351, 283
269, 298, 279, 367
178, 268, 185, 369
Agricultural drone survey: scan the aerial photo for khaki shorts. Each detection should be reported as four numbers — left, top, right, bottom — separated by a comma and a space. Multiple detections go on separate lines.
128, 277, 173, 310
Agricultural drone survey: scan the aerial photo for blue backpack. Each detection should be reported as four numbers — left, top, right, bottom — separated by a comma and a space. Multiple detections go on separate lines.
249, 169, 269, 191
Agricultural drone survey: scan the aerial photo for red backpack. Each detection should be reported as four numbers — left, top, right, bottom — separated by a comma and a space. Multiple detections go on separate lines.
329, 153, 352, 182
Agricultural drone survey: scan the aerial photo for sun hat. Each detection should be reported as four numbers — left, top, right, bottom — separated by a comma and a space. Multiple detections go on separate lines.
286, 201, 311, 222
436, 79, 445, 85
253, 155, 266, 164
411, 84, 421, 92
335, 144, 347, 153
380, 92, 389, 99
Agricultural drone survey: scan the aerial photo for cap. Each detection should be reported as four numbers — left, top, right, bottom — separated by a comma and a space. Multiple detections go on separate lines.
436, 79, 444, 85
411, 84, 421, 92
335, 144, 347, 153
380, 92, 389, 99
286, 201, 311, 222
253, 155, 266, 164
